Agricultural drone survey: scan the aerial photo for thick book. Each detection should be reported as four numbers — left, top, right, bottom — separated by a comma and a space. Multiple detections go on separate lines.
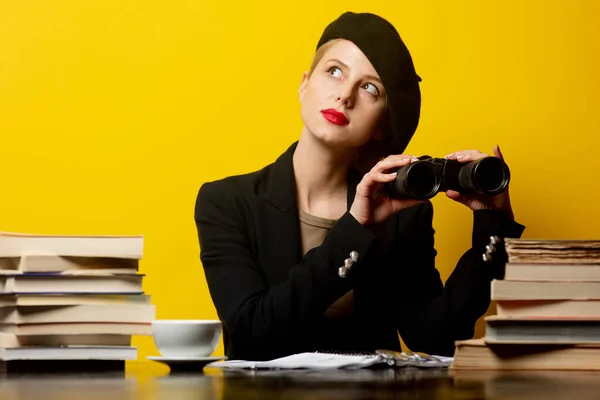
491, 279, 600, 301
0, 273, 144, 294
0, 322, 152, 336
504, 263, 600, 281
484, 316, 600, 344
0, 359, 126, 374
0, 332, 131, 347
0, 303, 156, 324
451, 339, 600, 370
0, 255, 139, 274
0, 345, 137, 361
0, 232, 143, 259
497, 300, 600, 319
0, 294, 151, 307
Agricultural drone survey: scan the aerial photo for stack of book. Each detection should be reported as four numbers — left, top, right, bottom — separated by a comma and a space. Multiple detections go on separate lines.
452, 238, 600, 370
0, 231, 155, 372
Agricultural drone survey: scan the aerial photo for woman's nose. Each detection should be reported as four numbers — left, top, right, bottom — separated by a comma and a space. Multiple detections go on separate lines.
335, 83, 355, 108
336, 90, 354, 108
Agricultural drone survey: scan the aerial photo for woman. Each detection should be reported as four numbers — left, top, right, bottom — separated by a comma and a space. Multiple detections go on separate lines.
194, 11, 525, 361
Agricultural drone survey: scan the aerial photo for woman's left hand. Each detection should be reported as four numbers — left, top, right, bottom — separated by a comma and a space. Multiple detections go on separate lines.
443, 145, 514, 220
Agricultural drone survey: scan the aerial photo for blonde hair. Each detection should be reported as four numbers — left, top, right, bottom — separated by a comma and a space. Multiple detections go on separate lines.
308, 38, 343, 78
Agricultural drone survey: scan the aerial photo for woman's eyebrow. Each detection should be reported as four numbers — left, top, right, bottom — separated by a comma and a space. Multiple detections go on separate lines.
326, 58, 382, 84
326, 58, 349, 69
364, 74, 383, 84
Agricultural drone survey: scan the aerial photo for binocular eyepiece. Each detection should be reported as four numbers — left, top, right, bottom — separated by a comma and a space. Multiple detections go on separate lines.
386, 156, 510, 200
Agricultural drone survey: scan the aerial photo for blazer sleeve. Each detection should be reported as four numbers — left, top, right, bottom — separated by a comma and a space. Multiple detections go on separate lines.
395, 201, 525, 357
194, 181, 377, 360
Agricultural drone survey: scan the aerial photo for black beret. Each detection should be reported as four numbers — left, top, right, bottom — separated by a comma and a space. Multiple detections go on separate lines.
317, 12, 421, 154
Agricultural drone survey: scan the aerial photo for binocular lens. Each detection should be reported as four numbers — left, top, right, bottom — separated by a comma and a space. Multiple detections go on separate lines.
469, 157, 510, 195
402, 162, 440, 200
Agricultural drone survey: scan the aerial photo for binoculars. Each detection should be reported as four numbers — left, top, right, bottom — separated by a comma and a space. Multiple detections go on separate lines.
386, 156, 510, 200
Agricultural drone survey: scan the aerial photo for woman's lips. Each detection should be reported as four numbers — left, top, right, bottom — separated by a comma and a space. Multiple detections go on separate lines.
321, 109, 349, 126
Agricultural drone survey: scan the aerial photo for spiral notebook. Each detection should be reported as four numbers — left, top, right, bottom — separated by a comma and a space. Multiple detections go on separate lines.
206, 351, 453, 370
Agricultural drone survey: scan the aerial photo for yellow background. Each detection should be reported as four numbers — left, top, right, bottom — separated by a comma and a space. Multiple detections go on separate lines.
1, 0, 598, 364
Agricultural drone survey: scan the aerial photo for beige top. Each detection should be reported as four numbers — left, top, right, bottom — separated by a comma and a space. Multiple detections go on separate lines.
299, 209, 354, 319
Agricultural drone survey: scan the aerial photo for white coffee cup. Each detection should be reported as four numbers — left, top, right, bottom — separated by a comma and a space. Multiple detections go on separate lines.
152, 320, 222, 358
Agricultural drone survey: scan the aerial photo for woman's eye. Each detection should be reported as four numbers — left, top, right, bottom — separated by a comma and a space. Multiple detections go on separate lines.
328, 67, 342, 78
363, 83, 380, 96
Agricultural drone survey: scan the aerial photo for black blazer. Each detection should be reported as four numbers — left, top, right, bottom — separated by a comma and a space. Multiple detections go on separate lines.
194, 142, 525, 361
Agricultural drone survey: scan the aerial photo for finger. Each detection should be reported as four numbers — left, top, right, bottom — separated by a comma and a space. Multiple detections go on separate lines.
454, 150, 489, 163
456, 153, 489, 162
379, 154, 419, 165
357, 171, 397, 196
493, 144, 505, 160
371, 155, 415, 173
371, 171, 398, 183
445, 149, 479, 160
445, 190, 464, 203
391, 154, 419, 161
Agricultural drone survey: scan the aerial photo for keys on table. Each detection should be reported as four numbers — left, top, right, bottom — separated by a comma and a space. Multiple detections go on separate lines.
375, 349, 453, 368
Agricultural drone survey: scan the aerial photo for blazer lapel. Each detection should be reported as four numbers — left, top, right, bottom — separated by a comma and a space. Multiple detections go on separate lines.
260, 142, 303, 284
258, 141, 364, 285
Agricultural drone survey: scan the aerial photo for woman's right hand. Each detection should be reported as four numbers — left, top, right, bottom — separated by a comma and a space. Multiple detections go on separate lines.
349, 155, 427, 226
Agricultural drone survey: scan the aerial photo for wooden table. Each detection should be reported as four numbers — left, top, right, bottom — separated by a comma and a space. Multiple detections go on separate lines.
0, 362, 598, 399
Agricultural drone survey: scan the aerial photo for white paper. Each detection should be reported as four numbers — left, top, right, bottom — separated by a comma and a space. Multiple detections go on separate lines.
207, 352, 385, 370
206, 352, 454, 370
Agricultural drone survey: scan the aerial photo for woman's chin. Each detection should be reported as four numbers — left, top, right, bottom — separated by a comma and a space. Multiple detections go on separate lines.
309, 127, 357, 148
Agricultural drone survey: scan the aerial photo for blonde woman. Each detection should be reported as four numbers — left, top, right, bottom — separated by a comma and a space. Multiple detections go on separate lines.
195, 12, 525, 361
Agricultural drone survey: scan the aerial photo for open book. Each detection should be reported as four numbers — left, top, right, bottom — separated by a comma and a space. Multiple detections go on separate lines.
206, 351, 453, 370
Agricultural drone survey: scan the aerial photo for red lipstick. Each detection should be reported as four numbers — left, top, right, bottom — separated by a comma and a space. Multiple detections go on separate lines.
321, 109, 349, 126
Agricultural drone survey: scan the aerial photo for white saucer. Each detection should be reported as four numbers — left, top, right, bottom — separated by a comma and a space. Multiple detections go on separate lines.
147, 356, 227, 371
